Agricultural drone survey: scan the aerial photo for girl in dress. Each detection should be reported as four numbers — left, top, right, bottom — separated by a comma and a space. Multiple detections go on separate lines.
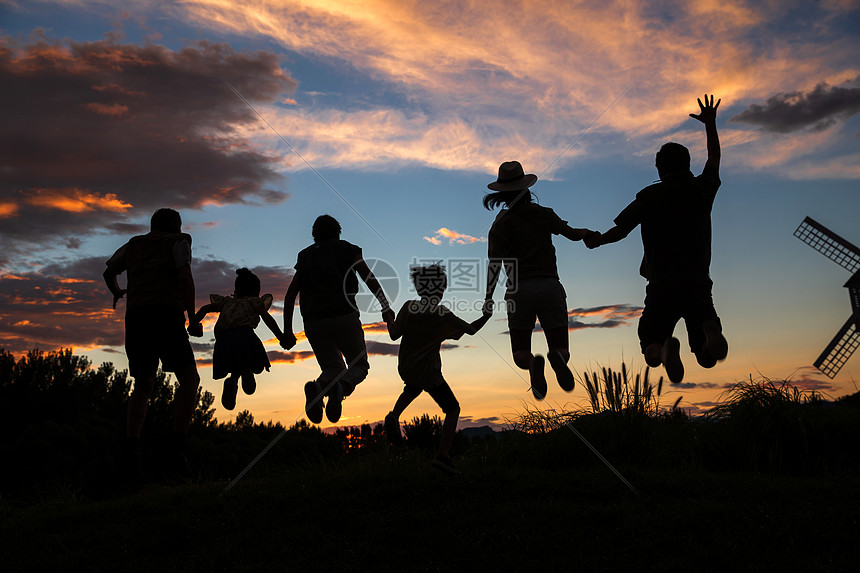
190, 268, 288, 410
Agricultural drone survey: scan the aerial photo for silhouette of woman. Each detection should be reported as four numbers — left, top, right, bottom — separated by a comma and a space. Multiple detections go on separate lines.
483, 161, 596, 399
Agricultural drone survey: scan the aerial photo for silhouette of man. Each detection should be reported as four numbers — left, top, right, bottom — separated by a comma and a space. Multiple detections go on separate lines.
104, 207, 201, 474
586, 95, 728, 383
283, 215, 395, 424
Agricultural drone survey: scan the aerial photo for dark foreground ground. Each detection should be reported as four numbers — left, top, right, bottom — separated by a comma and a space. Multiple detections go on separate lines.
3, 448, 859, 573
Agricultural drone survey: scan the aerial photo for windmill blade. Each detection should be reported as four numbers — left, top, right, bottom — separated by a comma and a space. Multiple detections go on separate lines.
847, 272, 860, 328
814, 316, 860, 378
794, 217, 860, 273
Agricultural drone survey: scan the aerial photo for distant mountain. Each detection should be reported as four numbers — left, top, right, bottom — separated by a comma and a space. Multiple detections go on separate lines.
461, 425, 499, 441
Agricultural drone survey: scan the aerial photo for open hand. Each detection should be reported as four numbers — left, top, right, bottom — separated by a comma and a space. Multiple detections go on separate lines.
690, 93, 720, 124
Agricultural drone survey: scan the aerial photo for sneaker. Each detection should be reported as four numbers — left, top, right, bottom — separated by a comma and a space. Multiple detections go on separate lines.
662, 337, 684, 384
431, 454, 460, 475
221, 376, 239, 410
703, 320, 728, 362
529, 354, 547, 400
548, 351, 575, 392
304, 381, 324, 424
384, 412, 403, 445
241, 372, 256, 395
325, 382, 344, 423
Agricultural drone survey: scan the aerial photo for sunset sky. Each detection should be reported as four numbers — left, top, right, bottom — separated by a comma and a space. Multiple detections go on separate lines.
2, 0, 859, 431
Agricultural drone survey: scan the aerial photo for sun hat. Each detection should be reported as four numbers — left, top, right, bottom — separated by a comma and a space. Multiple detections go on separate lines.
487, 161, 538, 191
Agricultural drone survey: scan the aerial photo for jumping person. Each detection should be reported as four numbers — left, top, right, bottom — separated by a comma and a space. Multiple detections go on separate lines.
283, 215, 395, 424
384, 264, 491, 474
585, 94, 728, 383
189, 268, 290, 411
104, 207, 201, 476
483, 161, 598, 400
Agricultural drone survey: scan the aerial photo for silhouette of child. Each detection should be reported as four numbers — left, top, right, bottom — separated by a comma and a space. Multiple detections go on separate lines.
586, 94, 728, 383
384, 264, 491, 474
189, 268, 289, 410
483, 161, 598, 400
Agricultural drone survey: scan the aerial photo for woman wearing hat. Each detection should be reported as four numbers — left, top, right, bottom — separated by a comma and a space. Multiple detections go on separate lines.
483, 161, 597, 399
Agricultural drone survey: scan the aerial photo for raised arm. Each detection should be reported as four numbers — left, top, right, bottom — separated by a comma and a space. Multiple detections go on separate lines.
689, 93, 720, 173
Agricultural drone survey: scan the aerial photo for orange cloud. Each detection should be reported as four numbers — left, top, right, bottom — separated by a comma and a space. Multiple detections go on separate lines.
424, 227, 486, 245
0, 203, 20, 218
84, 102, 130, 116
26, 188, 133, 213
178, 0, 857, 175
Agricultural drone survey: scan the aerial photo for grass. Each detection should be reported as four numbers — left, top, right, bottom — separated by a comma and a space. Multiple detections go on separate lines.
2, 452, 859, 572
3, 371, 860, 571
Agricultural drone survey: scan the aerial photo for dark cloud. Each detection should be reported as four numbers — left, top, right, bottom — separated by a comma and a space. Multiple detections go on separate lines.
0, 254, 294, 354
0, 33, 297, 256
730, 78, 860, 133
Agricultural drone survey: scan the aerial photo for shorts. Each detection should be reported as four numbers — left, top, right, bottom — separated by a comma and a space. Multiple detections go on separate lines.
402, 380, 460, 414
638, 281, 721, 353
125, 304, 196, 379
505, 277, 568, 331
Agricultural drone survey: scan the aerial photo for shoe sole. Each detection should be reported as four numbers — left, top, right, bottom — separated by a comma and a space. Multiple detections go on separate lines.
325, 383, 344, 423
529, 355, 547, 400
662, 337, 685, 383
548, 351, 575, 392
703, 322, 728, 361
304, 381, 324, 424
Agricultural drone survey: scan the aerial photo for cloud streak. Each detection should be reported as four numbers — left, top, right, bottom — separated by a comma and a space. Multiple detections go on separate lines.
423, 228, 487, 246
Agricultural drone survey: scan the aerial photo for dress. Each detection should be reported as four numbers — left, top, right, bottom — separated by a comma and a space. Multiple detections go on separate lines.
210, 293, 273, 379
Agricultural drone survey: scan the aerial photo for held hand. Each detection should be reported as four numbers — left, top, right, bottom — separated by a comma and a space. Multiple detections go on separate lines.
112, 289, 127, 309
689, 93, 720, 125
187, 321, 203, 338
482, 298, 494, 317
280, 332, 297, 350
382, 308, 396, 325
584, 230, 602, 249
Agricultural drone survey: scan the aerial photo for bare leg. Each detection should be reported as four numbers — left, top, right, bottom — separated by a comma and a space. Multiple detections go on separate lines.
510, 328, 533, 370
544, 326, 574, 391
437, 405, 461, 458
241, 369, 256, 395
127, 375, 155, 438
543, 326, 570, 361
172, 364, 201, 434
390, 390, 418, 418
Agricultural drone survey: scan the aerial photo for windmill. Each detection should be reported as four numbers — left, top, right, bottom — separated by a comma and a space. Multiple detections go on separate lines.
793, 217, 860, 378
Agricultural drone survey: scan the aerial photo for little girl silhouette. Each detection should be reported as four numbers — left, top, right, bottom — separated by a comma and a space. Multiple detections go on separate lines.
189, 268, 289, 410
